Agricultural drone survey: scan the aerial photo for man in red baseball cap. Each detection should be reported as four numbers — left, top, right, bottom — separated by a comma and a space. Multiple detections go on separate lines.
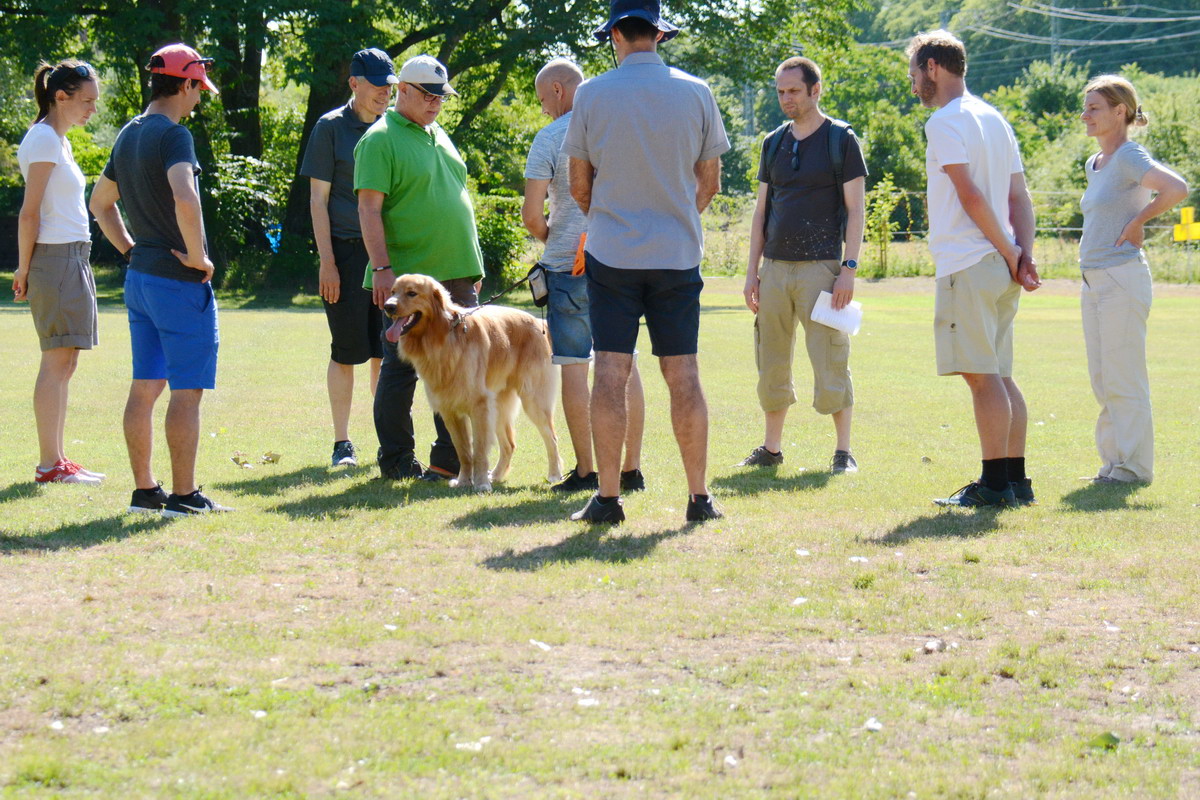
146, 43, 220, 94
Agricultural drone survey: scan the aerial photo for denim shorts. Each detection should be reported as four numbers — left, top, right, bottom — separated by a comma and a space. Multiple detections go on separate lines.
544, 268, 592, 365
584, 253, 702, 357
125, 269, 220, 390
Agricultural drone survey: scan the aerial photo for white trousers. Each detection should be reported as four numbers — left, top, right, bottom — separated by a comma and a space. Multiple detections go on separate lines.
1080, 262, 1153, 482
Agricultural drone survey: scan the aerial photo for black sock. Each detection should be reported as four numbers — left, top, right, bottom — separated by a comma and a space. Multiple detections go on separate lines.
1007, 457, 1027, 483
981, 459, 1008, 492
596, 494, 618, 504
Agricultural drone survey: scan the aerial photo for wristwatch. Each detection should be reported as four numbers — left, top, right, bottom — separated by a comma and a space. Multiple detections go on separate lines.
841, 259, 858, 270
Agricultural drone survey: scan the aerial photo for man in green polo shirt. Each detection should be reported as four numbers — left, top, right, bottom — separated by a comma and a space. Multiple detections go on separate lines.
355, 54, 485, 481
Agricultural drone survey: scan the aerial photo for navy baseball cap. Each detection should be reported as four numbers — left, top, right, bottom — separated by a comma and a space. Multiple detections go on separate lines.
350, 48, 398, 87
593, 0, 680, 43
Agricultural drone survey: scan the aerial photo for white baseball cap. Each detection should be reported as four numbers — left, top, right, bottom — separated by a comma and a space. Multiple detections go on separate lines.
398, 55, 458, 96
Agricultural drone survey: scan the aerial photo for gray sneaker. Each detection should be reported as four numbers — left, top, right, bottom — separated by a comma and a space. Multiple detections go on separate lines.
737, 446, 783, 467
332, 440, 357, 467
830, 450, 858, 474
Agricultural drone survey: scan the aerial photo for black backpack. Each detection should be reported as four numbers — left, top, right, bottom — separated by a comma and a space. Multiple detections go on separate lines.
761, 117, 852, 240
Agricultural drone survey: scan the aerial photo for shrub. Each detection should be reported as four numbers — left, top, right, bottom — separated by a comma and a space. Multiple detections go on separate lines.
473, 193, 529, 296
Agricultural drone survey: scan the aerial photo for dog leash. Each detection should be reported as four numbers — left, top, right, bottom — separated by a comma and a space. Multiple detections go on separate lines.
450, 272, 546, 334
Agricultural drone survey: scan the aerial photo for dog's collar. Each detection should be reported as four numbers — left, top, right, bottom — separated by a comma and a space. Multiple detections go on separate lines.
450, 311, 469, 332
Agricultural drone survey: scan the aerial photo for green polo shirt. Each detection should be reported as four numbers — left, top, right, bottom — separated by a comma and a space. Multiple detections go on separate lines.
354, 110, 485, 287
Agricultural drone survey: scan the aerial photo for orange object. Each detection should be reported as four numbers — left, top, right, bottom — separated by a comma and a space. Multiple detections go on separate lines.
572, 232, 587, 276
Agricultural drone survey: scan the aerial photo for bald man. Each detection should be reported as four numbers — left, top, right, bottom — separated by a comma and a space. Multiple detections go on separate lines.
522, 58, 646, 494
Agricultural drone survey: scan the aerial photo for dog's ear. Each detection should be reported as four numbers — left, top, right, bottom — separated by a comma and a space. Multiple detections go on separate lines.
428, 280, 456, 323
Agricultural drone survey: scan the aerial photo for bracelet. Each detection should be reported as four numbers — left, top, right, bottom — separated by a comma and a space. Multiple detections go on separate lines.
371, 265, 392, 273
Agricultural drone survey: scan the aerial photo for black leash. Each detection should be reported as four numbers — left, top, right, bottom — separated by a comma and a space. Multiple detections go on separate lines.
450, 271, 547, 335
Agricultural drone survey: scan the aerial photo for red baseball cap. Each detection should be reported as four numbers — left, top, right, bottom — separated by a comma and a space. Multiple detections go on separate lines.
147, 43, 219, 93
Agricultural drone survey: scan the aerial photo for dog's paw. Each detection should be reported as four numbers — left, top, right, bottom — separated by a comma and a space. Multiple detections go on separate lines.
449, 477, 471, 489
547, 472, 564, 484
474, 481, 493, 493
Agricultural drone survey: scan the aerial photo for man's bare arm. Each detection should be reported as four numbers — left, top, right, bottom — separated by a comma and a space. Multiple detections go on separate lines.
743, 181, 770, 314
943, 163, 1020, 280
88, 175, 135, 260
166, 162, 213, 282
569, 157, 594, 216
521, 178, 551, 243
695, 157, 720, 213
1007, 171, 1040, 291
358, 189, 392, 308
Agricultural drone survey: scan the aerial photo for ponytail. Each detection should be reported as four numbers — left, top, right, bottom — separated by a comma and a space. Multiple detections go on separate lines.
1133, 105, 1149, 128
32, 60, 98, 124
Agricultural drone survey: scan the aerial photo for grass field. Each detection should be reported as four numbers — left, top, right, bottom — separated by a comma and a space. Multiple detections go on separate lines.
1, 276, 1199, 798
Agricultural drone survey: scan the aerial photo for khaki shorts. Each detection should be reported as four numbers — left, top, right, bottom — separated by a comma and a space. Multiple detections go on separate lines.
27, 241, 98, 352
934, 252, 1019, 377
754, 258, 853, 414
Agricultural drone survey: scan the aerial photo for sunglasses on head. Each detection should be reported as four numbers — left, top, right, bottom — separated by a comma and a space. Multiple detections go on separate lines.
184, 57, 214, 72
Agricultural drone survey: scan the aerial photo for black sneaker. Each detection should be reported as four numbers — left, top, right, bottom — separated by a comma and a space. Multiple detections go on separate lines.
686, 494, 724, 522
570, 493, 625, 524
162, 488, 233, 517
1010, 478, 1036, 506
620, 468, 646, 492
418, 465, 456, 482
830, 450, 858, 474
332, 440, 358, 467
128, 483, 169, 513
379, 456, 424, 480
552, 467, 599, 492
933, 481, 1015, 508
738, 446, 783, 467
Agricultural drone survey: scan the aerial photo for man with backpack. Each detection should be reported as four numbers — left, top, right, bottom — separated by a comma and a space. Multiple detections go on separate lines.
740, 56, 867, 474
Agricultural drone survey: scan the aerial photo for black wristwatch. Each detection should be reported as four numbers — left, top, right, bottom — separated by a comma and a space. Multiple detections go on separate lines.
120, 247, 133, 265
371, 264, 392, 273
841, 259, 858, 271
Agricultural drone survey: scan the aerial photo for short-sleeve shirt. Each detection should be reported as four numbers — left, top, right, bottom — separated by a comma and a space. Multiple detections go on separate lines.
17, 123, 90, 244
299, 102, 373, 239
524, 112, 587, 272
1079, 141, 1154, 271
102, 114, 206, 283
562, 51, 730, 270
354, 110, 485, 287
757, 118, 868, 262
924, 93, 1023, 279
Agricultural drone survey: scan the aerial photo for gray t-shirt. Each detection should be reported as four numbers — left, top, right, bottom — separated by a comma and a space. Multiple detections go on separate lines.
757, 118, 868, 262
299, 102, 373, 239
102, 113, 206, 283
562, 51, 730, 270
1079, 141, 1154, 270
524, 112, 587, 272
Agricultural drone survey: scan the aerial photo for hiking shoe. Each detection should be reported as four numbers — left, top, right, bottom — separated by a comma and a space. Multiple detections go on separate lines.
64, 459, 105, 480
162, 488, 233, 517
1010, 478, 1036, 506
332, 440, 358, 467
620, 468, 646, 492
419, 465, 456, 482
737, 446, 783, 467
35, 460, 102, 485
830, 450, 858, 474
933, 481, 1015, 508
379, 456, 424, 480
570, 493, 625, 524
686, 494, 724, 522
129, 484, 169, 513
552, 467, 598, 492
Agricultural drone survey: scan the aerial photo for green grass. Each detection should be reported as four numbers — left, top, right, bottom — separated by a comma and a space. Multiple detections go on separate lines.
1, 276, 1199, 798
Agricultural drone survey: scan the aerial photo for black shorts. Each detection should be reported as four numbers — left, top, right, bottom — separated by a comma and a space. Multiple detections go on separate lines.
584, 253, 702, 357
325, 237, 383, 364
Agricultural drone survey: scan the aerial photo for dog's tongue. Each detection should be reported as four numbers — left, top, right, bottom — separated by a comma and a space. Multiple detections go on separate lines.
384, 316, 409, 343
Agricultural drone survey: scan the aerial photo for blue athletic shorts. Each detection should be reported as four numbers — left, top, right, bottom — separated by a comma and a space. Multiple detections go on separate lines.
125, 269, 220, 390
544, 268, 593, 365
584, 253, 702, 357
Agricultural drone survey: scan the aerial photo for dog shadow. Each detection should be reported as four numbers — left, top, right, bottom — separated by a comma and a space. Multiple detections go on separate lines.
710, 468, 831, 496
480, 523, 695, 572
875, 509, 1004, 544
211, 464, 373, 496
1059, 481, 1152, 512
0, 513, 170, 553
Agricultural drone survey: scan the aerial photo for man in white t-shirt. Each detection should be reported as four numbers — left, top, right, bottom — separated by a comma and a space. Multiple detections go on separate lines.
906, 30, 1041, 508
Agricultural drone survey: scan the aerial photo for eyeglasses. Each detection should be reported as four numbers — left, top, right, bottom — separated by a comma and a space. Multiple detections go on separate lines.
407, 83, 448, 103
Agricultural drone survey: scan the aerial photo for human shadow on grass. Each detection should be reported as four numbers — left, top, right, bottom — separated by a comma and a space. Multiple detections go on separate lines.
0, 482, 41, 505
876, 509, 1004, 544
449, 493, 582, 529
267, 478, 527, 520
211, 464, 372, 496
480, 523, 695, 572
710, 468, 831, 496
1059, 481, 1153, 512
0, 513, 170, 553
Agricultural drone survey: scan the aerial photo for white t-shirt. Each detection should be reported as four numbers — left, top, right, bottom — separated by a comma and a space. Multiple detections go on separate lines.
924, 93, 1023, 278
17, 122, 91, 244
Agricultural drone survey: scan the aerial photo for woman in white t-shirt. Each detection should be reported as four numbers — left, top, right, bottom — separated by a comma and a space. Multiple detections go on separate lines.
14, 60, 106, 485
1078, 75, 1188, 484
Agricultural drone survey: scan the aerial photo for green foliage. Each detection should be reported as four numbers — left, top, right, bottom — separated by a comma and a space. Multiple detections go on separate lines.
863, 174, 903, 278
473, 194, 528, 295
205, 154, 292, 287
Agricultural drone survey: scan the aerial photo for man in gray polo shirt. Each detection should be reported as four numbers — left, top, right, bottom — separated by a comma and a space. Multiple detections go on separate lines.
564, 0, 730, 524
299, 48, 395, 468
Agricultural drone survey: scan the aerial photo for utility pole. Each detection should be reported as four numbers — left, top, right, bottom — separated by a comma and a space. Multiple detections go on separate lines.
1050, 0, 1060, 63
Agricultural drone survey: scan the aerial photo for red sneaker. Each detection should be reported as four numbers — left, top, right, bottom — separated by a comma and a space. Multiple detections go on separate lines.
63, 459, 106, 480
34, 460, 103, 485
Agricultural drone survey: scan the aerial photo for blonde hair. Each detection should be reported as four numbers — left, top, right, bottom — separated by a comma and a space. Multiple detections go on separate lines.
1084, 75, 1149, 127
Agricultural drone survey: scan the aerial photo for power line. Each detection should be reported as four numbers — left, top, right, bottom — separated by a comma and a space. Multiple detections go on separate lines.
965, 22, 1200, 46
1016, 1, 1200, 24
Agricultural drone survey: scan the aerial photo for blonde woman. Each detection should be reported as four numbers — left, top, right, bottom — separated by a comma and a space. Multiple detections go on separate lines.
14, 60, 105, 484
1078, 75, 1188, 484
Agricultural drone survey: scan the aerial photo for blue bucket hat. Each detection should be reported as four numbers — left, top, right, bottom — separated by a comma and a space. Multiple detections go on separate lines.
593, 0, 680, 43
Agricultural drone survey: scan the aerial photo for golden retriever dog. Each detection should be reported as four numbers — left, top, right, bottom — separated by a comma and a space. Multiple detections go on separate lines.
383, 274, 562, 492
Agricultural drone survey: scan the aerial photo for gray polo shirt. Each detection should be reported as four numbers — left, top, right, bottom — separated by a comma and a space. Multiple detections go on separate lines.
563, 51, 730, 270
299, 102, 374, 239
